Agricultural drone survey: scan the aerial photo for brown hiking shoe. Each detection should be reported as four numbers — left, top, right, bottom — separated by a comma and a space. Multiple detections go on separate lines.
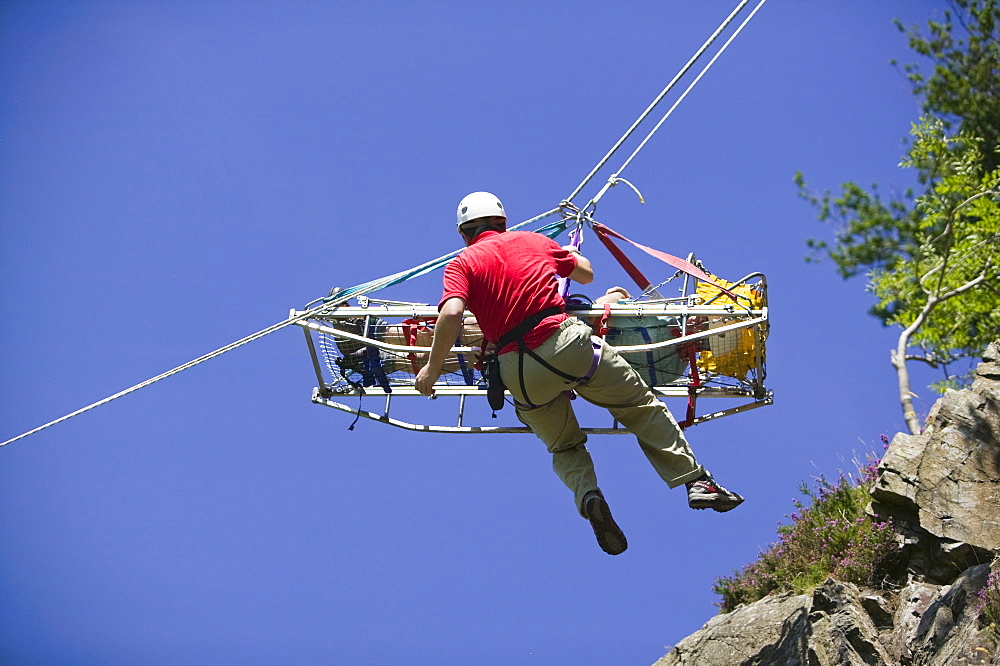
583, 491, 627, 555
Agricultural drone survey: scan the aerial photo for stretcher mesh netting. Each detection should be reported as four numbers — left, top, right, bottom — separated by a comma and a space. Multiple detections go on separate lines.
311, 273, 767, 397
318, 315, 487, 391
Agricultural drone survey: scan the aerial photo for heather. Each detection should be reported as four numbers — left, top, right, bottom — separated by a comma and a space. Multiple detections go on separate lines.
713, 455, 897, 613
980, 568, 1000, 643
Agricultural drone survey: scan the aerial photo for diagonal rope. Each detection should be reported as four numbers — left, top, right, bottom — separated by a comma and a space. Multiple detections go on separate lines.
587, 0, 769, 208
311, 209, 563, 310
564, 0, 752, 205
1, 317, 303, 448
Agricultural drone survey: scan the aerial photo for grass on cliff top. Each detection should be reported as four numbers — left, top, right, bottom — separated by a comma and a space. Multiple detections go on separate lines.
713, 451, 898, 614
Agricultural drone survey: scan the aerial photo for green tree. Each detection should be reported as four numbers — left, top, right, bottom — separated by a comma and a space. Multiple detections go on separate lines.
878, 120, 998, 432
798, 1, 1000, 434
895, 0, 1000, 172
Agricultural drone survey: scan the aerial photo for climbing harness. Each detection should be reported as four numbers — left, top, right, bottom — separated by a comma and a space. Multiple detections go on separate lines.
490, 306, 602, 410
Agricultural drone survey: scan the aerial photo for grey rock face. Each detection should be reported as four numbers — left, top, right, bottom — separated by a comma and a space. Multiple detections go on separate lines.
872, 341, 1000, 579
653, 591, 812, 666
904, 563, 992, 666
655, 580, 894, 666
655, 342, 1000, 666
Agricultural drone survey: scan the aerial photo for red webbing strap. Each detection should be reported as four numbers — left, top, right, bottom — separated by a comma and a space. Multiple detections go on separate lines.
402, 318, 428, 375
597, 303, 611, 338
593, 225, 653, 291
592, 223, 738, 300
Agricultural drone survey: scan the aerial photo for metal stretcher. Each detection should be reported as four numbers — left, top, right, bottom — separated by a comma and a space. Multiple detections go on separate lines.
293, 271, 771, 433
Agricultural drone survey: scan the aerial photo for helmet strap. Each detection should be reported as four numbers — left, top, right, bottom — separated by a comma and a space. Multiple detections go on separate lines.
460, 220, 505, 242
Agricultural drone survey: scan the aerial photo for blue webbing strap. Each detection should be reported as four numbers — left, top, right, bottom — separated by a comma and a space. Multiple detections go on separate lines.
454, 335, 475, 385
361, 347, 391, 393
637, 327, 657, 387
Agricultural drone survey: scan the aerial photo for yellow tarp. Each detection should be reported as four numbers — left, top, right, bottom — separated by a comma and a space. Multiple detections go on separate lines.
695, 275, 767, 380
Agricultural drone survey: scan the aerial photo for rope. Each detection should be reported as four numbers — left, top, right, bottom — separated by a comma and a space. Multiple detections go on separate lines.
0, 315, 303, 448
564, 0, 753, 205
588, 0, 769, 208
305, 208, 563, 310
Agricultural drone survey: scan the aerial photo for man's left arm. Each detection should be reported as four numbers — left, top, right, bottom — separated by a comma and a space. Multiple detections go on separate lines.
561, 245, 594, 284
414, 297, 466, 395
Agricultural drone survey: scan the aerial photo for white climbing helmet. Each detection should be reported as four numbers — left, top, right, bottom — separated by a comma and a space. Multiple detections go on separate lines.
456, 191, 506, 228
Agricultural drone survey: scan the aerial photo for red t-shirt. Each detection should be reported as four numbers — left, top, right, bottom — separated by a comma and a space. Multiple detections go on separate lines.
440, 230, 578, 353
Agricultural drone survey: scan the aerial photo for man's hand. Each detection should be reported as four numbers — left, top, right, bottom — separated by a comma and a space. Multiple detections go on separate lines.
415, 365, 441, 396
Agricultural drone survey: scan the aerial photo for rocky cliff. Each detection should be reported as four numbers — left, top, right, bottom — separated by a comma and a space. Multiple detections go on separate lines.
655, 341, 1000, 666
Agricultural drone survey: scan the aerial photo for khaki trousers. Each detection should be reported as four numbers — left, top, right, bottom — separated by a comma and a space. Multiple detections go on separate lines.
498, 318, 705, 516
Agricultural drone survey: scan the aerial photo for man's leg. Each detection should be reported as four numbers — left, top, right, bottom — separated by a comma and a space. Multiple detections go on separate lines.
578, 338, 744, 511
512, 398, 628, 554
499, 320, 603, 515
512, 392, 597, 515
578, 339, 705, 488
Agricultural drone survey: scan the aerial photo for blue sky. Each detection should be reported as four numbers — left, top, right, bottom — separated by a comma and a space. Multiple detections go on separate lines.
1, 1, 952, 663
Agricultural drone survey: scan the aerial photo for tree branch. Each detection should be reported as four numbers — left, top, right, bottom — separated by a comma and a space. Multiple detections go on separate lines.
937, 271, 988, 301
919, 229, 998, 292
925, 187, 996, 254
903, 354, 941, 367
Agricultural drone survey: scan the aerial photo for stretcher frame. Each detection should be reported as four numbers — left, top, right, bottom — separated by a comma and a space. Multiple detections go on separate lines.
292, 273, 771, 433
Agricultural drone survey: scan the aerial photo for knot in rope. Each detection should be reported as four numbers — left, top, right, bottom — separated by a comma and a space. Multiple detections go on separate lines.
608, 176, 646, 204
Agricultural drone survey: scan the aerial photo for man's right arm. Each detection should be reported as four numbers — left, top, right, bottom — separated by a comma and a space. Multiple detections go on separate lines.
414, 297, 466, 395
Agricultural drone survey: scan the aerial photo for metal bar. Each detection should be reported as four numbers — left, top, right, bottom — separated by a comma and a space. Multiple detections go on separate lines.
322, 384, 756, 399
291, 304, 765, 320
613, 315, 767, 354
295, 313, 767, 356
294, 319, 480, 354
311, 389, 771, 434
685, 393, 773, 425
302, 326, 327, 390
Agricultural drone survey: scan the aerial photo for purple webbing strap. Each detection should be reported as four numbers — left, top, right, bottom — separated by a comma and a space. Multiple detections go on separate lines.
557, 224, 584, 299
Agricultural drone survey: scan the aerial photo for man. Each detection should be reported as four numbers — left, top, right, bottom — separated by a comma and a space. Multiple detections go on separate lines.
415, 192, 744, 555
